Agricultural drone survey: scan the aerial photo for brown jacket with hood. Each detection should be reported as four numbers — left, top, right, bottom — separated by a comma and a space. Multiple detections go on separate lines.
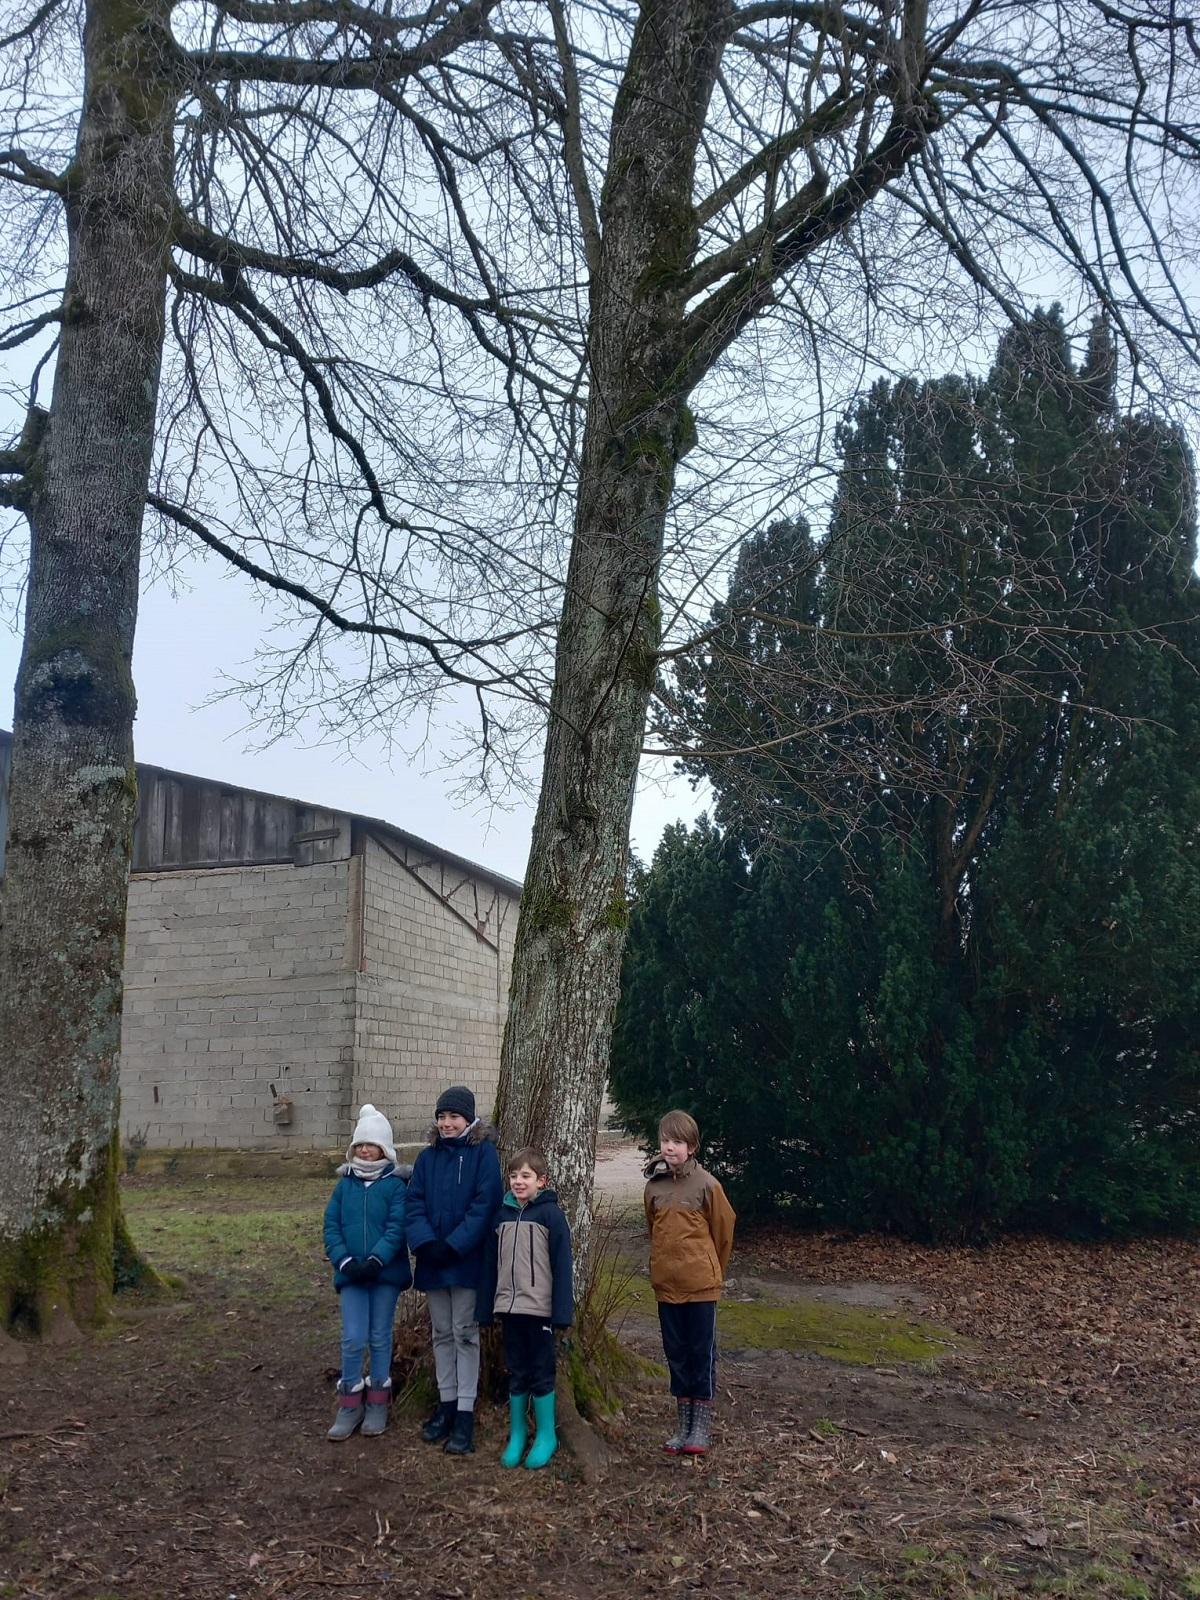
643, 1155, 736, 1304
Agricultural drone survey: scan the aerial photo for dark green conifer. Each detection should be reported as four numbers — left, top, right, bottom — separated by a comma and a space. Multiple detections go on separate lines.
612, 313, 1200, 1238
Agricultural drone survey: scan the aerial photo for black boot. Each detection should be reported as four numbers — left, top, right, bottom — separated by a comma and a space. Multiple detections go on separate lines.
421, 1400, 455, 1444
443, 1409, 475, 1456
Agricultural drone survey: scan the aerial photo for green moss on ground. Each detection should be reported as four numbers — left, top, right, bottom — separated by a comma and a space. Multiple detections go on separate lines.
606, 1267, 953, 1365
719, 1295, 952, 1364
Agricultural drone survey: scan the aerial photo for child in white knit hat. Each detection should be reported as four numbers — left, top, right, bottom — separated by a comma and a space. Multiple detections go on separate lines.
322, 1104, 411, 1439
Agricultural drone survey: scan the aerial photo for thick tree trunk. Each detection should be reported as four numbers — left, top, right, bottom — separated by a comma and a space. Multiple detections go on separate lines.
0, 0, 175, 1344
496, 0, 724, 1273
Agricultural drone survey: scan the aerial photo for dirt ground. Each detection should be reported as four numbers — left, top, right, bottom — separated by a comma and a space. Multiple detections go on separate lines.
0, 1153, 1197, 1600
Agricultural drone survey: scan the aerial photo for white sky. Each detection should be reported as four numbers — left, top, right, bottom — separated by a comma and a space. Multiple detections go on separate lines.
0, 557, 705, 883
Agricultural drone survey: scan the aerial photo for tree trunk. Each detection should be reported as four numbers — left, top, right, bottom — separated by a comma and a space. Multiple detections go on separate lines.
496, 0, 724, 1274
0, 0, 175, 1344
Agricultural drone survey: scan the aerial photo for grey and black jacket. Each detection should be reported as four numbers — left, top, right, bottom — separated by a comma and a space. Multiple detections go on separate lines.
475, 1189, 573, 1327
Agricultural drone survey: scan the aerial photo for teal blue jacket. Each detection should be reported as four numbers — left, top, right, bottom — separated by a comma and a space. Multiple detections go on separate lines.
323, 1167, 411, 1290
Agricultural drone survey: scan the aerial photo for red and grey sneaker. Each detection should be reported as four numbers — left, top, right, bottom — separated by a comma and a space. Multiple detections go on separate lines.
663, 1398, 693, 1453
681, 1398, 713, 1455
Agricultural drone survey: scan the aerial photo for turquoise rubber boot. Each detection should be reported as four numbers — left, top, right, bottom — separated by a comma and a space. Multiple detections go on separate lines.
500, 1394, 529, 1469
523, 1392, 557, 1470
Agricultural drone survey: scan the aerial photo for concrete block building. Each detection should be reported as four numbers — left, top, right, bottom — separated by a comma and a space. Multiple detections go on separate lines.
0, 733, 522, 1149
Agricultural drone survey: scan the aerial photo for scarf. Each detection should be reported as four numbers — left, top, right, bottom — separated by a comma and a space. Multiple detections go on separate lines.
338, 1156, 393, 1183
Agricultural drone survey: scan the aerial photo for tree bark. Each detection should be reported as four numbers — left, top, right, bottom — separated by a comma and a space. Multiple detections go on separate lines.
496, 0, 725, 1272
0, 0, 176, 1343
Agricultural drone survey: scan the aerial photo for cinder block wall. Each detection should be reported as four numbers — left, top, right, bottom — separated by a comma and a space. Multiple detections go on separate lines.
120, 861, 356, 1148
350, 837, 518, 1141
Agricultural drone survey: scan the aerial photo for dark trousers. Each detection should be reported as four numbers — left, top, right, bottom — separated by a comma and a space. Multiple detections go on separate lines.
500, 1313, 556, 1398
657, 1300, 717, 1400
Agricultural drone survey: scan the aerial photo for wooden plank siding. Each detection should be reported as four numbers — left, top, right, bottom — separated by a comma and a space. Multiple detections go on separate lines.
0, 730, 521, 897
0, 733, 351, 875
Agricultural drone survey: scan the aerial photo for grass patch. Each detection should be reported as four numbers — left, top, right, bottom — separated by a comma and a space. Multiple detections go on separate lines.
605, 1267, 953, 1365
901, 1544, 935, 1565
1030, 1566, 1153, 1599
121, 1177, 327, 1306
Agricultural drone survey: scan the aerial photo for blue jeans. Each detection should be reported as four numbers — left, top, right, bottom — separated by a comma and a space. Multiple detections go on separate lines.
339, 1283, 402, 1387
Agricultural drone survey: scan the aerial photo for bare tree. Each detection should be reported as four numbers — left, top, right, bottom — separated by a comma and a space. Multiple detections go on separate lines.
1, 0, 1197, 1348
0, 0, 550, 1347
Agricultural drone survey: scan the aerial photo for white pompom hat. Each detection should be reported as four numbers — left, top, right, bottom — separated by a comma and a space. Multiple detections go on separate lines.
348, 1104, 397, 1164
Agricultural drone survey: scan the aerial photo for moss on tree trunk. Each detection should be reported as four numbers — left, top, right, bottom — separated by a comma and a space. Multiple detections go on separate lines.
0, 0, 176, 1350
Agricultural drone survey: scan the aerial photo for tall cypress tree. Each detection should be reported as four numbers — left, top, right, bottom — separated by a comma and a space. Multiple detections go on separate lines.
612, 313, 1200, 1237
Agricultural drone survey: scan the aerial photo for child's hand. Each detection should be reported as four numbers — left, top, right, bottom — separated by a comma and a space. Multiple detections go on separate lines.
343, 1258, 374, 1283
419, 1240, 454, 1266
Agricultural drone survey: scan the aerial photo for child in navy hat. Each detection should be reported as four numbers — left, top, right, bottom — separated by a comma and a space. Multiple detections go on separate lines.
405, 1085, 502, 1456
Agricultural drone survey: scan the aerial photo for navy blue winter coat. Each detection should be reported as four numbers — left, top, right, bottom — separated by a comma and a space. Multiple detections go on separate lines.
323, 1166, 412, 1291
405, 1122, 503, 1291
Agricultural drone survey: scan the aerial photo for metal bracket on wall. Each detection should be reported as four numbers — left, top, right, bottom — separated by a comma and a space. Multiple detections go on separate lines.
366, 830, 500, 953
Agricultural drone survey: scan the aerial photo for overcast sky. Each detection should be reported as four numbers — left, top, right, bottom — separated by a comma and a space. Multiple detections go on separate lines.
0, 552, 704, 883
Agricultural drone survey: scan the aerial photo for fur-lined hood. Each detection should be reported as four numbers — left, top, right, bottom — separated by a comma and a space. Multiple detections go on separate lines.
425, 1118, 499, 1149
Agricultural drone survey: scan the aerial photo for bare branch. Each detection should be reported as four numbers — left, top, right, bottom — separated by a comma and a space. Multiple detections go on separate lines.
0, 148, 65, 192
187, 0, 499, 86
547, 0, 602, 279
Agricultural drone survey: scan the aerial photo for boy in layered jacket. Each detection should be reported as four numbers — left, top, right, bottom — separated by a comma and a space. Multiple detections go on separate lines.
476, 1147, 573, 1470
644, 1109, 736, 1458
323, 1104, 411, 1440
405, 1084, 503, 1456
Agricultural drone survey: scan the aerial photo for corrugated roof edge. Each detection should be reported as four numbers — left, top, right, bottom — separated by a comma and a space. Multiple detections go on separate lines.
0, 730, 525, 899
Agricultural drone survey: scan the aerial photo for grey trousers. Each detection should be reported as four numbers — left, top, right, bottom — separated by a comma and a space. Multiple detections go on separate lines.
426, 1286, 480, 1410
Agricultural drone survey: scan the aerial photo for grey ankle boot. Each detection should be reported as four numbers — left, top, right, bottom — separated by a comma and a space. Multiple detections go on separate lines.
361, 1378, 392, 1437
664, 1398, 694, 1454
327, 1379, 366, 1441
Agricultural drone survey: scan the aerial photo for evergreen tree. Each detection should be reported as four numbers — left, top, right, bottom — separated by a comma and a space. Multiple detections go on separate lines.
611, 313, 1200, 1238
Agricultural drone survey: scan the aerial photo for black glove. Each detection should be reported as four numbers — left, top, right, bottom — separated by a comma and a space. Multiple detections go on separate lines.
342, 1258, 374, 1283
366, 1255, 384, 1274
419, 1240, 453, 1267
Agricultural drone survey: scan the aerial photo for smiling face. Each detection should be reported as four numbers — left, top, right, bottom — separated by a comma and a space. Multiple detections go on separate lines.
354, 1142, 384, 1161
508, 1163, 547, 1204
436, 1111, 469, 1138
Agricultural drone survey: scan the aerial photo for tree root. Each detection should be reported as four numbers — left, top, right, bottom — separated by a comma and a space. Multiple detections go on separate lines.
556, 1366, 613, 1481
112, 1207, 170, 1300
0, 1327, 28, 1365
36, 1290, 82, 1346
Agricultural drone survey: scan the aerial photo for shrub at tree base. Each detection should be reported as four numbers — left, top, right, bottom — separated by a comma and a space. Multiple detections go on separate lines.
612, 314, 1200, 1242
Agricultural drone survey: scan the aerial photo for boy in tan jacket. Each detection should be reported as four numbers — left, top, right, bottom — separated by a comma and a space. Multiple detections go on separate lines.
643, 1109, 736, 1456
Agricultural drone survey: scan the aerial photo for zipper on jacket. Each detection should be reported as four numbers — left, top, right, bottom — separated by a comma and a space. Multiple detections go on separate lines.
528, 1221, 535, 1288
